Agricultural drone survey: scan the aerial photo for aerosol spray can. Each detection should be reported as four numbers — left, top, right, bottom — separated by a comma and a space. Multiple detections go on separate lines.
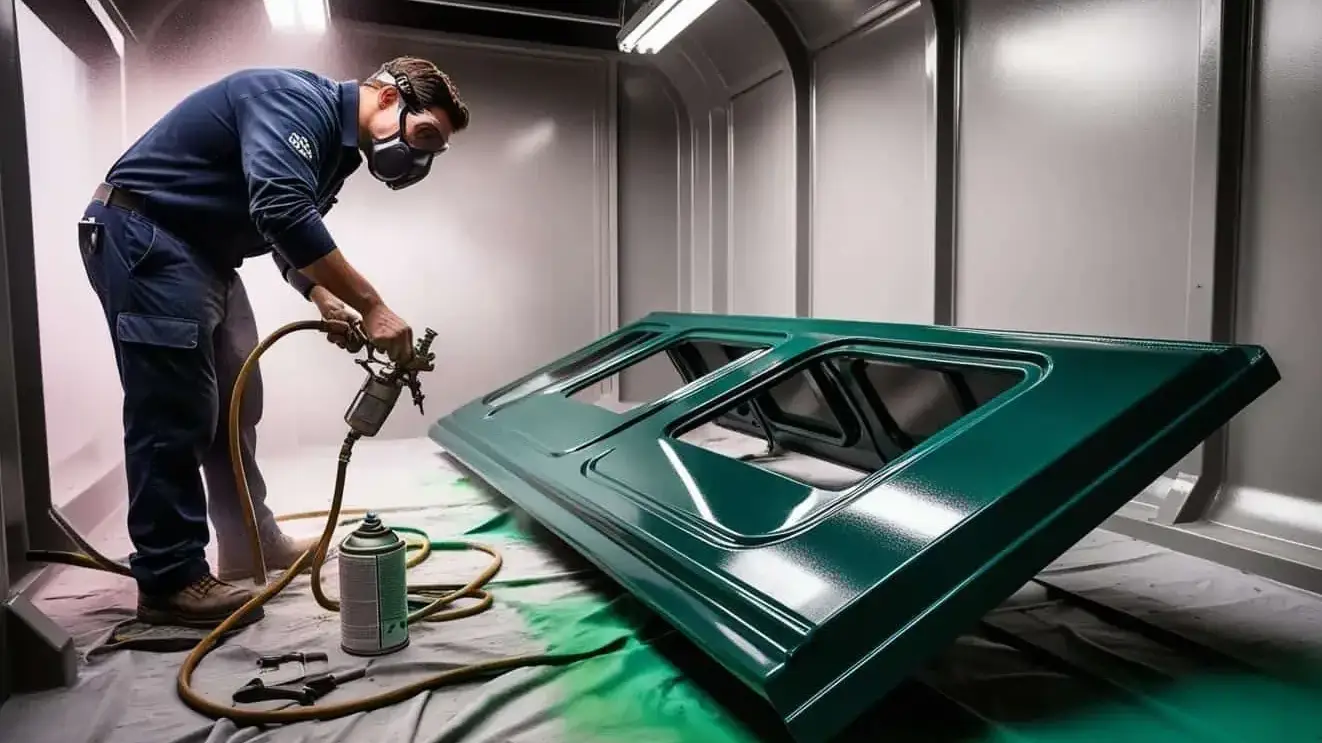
337, 512, 410, 656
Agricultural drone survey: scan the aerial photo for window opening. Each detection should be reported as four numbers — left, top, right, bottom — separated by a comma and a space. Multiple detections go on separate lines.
674, 353, 1023, 491
567, 337, 768, 410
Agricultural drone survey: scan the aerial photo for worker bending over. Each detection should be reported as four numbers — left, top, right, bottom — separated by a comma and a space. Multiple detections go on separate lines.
76, 57, 469, 628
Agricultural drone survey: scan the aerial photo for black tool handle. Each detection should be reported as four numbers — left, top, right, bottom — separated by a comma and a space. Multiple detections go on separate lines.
232, 679, 311, 705
301, 668, 369, 701
256, 651, 329, 669
338, 667, 368, 684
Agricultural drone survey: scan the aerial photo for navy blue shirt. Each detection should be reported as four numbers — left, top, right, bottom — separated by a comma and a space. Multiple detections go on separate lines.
105, 67, 363, 295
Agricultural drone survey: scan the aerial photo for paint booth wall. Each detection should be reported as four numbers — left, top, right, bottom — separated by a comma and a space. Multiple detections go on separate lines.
125, 7, 615, 454
16, 1, 126, 507
613, 0, 1322, 592
14, 0, 1322, 593
19, 0, 615, 486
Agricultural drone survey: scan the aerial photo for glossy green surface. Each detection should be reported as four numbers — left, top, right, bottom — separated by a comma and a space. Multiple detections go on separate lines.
429, 312, 1279, 743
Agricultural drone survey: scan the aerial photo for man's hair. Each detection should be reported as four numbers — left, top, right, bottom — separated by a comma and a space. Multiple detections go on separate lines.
366, 57, 470, 132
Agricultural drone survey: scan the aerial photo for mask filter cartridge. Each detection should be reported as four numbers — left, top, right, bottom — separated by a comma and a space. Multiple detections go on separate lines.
366, 106, 434, 189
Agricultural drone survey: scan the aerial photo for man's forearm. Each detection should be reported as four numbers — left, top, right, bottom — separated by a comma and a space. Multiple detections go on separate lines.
297, 249, 385, 315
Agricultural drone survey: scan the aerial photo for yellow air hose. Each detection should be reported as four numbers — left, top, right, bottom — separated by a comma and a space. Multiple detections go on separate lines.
32, 319, 624, 727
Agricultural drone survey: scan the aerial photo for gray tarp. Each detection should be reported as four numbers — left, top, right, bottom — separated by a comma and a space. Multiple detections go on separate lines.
4, 435, 1322, 743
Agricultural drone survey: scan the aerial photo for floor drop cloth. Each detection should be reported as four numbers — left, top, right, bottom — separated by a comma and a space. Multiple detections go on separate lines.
4, 435, 1322, 743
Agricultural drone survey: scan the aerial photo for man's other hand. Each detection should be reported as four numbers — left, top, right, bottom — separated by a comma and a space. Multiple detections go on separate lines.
310, 286, 364, 352
362, 304, 415, 365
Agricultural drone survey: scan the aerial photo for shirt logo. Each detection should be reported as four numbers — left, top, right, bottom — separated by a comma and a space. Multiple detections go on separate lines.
287, 132, 314, 162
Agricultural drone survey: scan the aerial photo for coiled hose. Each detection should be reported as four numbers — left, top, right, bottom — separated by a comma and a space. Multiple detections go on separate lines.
31, 319, 623, 726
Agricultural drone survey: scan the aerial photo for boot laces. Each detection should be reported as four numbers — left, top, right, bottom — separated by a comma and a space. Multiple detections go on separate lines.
182, 574, 229, 598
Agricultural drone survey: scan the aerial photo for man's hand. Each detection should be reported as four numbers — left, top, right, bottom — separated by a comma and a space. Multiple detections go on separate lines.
310, 286, 364, 352
362, 304, 415, 365
297, 250, 412, 363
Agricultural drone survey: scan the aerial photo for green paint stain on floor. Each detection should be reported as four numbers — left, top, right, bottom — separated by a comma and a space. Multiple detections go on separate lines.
481, 499, 1322, 743
416, 472, 466, 488
415, 473, 500, 511
463, 508, 533, 542
505, 583, 1322, 743
507, 592, 761, 743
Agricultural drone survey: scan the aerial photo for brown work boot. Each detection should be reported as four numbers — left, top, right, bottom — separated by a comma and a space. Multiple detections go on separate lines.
137, 574, 264, 629
217, 533, 321, 582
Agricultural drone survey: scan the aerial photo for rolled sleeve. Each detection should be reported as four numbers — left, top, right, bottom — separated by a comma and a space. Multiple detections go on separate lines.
272, 251, 317, 299
235, 88, 337, 269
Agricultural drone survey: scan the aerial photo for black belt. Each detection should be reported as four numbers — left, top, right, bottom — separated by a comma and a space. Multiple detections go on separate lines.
92, 182, 147, 215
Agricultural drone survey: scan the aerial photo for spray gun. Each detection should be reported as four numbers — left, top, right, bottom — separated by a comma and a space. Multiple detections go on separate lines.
332, 324, 439, 658
342, 326, 438, 438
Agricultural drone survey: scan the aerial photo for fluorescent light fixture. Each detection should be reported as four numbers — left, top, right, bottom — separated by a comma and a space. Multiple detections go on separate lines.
264, 0, 329, 34
408, 0, 621, 26
618, 0, 721, 54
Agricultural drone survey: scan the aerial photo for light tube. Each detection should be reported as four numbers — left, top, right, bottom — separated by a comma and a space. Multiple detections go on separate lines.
264, 0, 329, 34
619, 0, 721, 54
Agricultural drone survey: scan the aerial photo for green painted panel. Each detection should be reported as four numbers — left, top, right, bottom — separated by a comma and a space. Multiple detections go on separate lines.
430, 312, 1279, 743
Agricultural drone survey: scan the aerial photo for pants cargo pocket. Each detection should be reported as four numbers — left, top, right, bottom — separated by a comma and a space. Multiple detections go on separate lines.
116, 312, 200, 350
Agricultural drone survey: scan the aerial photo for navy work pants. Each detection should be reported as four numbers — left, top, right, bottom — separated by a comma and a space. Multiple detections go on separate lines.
78, 199, 281, 595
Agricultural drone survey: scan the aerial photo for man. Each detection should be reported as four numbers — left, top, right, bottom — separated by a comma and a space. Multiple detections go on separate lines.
76, 57, 469, 628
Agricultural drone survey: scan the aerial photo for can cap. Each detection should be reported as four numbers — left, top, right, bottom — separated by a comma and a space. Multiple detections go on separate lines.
340, 512, 402, 555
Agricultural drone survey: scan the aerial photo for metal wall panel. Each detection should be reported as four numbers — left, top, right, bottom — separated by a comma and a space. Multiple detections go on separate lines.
689, 112, 714, 313
0, 449, 7, 705
643, 1, 798, 318
729, 71, 797, 317
17, 0, 124, 506
617, 62, 685, 401
956, 0, 1200, 338
0, 0, 66, 571
636, 0, 1322, 593
812, 1, 931, 323
685, 0, 784, 95
0, 0, 27, 541
1209, 0, 1322, 550
0, 3, 12, 698
650, 40, 727, 316
707, 106, 731, 312
780, 0, 914, 50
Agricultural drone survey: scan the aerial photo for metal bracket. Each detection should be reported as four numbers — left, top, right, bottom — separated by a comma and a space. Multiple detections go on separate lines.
2, 594, 76, 695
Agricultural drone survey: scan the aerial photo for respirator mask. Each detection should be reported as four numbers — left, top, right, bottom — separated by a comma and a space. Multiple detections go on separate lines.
365, 71, 446, 190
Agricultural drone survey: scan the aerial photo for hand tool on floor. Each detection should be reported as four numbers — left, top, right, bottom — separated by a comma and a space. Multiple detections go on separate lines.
255, 651, 330, 687
257, 651, 330, 670
233, 667, 368, 706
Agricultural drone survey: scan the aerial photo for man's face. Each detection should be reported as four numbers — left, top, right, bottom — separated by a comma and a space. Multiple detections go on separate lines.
366, 84, 454, 154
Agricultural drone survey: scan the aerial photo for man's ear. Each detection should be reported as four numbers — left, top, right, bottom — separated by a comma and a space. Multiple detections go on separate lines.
377, 84, 398, 110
